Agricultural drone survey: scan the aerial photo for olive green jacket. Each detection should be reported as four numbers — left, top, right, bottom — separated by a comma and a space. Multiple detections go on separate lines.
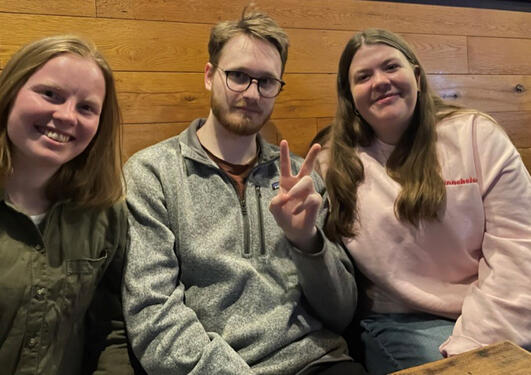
0, 194, 132, 374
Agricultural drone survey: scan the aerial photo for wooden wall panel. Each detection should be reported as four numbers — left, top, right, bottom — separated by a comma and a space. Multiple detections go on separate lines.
428, 75, 531, 112
468, 37, 531, 74
0, 13, 210, 71
0, 0, 95, 16
1, 0, 530, 171
95, 0, 531, 39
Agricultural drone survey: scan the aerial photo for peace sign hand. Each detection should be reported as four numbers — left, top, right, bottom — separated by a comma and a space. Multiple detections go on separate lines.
269, 140, 323, 253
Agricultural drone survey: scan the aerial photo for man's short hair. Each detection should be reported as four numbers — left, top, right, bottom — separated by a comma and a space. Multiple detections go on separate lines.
208, 10, 289, 75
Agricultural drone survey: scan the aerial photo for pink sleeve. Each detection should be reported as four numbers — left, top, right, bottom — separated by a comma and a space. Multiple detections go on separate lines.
440, 115, 531, 356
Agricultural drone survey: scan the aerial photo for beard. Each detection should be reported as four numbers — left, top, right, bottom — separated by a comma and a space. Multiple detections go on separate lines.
211, 93, 273, 136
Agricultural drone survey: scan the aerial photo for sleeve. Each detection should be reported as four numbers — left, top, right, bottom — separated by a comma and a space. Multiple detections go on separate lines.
122, 155, 253, 374
83, 201, 134, 375
440, 115, 531, 356
288, 172, 358, 333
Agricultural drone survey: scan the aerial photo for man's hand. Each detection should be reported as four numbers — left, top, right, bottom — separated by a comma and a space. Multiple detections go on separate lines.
269, 140, 323, 253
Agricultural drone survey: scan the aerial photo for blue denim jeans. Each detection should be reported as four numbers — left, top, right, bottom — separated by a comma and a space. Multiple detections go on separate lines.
359, 313, 455, 375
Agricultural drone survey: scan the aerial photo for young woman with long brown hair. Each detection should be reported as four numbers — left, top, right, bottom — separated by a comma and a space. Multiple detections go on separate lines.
325, 29, 531, 374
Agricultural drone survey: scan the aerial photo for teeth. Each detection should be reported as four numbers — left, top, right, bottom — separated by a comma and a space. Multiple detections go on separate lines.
44, 129, 70, 143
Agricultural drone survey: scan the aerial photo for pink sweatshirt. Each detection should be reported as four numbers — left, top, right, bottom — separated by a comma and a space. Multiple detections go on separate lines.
342, 112, 531, 356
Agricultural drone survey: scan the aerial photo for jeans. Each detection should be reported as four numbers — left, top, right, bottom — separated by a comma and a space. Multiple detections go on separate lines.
359, 313, 455, 375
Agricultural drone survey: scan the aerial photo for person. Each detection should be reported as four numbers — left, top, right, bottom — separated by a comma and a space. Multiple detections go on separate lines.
123, 10, 366, 375
0, 35, 132, 374
309, 125, 332, 178
324, 28, 531, 374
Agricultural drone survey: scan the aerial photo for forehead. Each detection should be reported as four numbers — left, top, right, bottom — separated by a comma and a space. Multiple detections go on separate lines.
217, 33, 282, 77
349, 43, 409, 72
25, 53, 105, 95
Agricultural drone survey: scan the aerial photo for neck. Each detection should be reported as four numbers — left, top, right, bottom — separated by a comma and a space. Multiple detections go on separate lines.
197, 111, 258, 165
4, 157, 58, 215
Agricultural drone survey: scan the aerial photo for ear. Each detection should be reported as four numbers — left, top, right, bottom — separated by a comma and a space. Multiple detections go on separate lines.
204, 62, 215, 91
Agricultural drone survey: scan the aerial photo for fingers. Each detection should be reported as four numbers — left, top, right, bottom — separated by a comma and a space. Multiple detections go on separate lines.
298, 143, 321, 177
279, 140, 292, 178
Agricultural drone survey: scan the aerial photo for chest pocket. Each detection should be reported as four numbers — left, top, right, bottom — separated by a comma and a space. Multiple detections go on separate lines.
62, 251, 108, 317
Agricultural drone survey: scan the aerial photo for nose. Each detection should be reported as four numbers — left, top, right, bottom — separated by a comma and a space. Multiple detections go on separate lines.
52, 100, 77, 125
243, 79, 261, 100
372, 70, 391, 90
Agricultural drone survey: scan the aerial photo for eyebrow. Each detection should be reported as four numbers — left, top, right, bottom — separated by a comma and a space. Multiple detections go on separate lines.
225, 67, 280, 79
353, 57, 401, 75
33, 83, 104, 110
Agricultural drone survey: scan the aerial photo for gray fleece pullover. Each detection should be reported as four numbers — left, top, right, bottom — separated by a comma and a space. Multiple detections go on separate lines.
123, 119, 357, 374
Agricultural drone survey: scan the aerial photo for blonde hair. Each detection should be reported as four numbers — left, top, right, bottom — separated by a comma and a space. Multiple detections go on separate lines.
208, 10, 289, 74
0, 35, 123, 208
326, 29, 463, 241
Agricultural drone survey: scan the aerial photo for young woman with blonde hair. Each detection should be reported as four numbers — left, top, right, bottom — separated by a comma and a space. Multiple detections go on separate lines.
0, 35, 131, 374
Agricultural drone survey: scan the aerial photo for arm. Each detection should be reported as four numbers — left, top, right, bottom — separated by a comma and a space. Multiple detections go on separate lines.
270, 141, 357, 332
440, 115, 531, 356
83, 201, 134, 375
122, 155, 253, 374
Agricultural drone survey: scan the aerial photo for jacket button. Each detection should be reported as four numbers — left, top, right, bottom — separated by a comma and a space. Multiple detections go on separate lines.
35, 288, 47, 301
27, 337, 38, 348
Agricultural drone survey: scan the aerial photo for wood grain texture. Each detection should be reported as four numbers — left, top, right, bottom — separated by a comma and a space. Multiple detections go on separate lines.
1, 1, 530, 170
428, 75, 531, 112
0, 13, 210, 71
95, 0, 531, 39
468, 37, 531, 74
0, 0, 95, 16
391, 341, 531, 375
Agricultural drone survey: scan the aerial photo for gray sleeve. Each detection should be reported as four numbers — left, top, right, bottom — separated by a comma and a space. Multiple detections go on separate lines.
289, 174, 357, 333
122, 154, 253, 375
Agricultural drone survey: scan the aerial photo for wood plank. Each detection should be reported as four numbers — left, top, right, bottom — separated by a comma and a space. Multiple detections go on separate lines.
391, 341, 531, 375
0, 0, 95, 17
490, 112, 531, 148
122, 121, 278, 161
428, 75, 531, 112
274, 118, 317, 157
95, 0, 531, 39
0, 13, 209, 71
469, 37, 531, 74
0, 13, 467, 74
122, 122, 188, 160
288, 30, 467, 74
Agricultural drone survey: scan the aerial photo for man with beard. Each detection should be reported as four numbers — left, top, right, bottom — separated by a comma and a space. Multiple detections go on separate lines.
122, 11, 365, 375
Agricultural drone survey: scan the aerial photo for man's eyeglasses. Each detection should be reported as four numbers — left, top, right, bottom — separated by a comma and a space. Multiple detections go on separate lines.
214, 65, 285, 98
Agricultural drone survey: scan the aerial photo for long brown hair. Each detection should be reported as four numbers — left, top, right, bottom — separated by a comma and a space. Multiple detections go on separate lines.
0, 35, 123, 208
325, 29, 462, 241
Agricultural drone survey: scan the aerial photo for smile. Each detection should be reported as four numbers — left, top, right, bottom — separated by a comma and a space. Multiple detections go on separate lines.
374, 93, 399, 103
36, 126, 72, 143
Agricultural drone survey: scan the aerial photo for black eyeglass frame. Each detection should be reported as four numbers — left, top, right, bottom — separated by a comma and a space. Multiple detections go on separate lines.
213, 64, 286, 98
